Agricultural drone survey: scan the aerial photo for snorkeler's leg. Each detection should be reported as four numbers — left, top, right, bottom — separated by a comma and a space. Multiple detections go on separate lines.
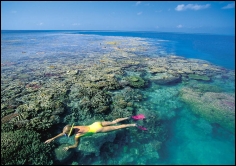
101, 117, 129, 127
98, 124, 136, 132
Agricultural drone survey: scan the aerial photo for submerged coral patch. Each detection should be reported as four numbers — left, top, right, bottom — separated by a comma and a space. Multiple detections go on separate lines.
180, 87, 235, 133
188, 74, 211, 81
126, 75, 146, 88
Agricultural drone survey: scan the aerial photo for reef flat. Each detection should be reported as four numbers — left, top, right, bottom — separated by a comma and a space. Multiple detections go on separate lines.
1, 35, 235, 165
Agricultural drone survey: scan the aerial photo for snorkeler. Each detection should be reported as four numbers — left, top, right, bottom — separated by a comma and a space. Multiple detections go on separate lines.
44, 116, 146, 151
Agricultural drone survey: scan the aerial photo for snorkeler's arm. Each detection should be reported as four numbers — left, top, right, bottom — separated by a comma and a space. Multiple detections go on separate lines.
68, 137, 80, 149
44, 133, 64, 143
63, 137, 80, 151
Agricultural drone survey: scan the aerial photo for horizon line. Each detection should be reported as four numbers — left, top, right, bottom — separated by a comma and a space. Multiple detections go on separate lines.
1, 29, 234, 36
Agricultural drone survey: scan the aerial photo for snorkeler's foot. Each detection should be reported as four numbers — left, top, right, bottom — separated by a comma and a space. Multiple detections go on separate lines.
131, 114, 145, 120
135, 124, 147, 131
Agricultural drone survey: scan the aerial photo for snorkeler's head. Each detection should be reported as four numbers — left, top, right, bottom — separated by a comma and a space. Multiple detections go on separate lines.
63, 124, 74, 137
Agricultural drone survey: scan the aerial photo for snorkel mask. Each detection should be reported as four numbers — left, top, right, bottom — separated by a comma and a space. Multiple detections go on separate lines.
65, 123, 74, 137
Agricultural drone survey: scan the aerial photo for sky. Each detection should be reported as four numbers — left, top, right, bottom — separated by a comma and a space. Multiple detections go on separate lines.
1, 1, 235, 35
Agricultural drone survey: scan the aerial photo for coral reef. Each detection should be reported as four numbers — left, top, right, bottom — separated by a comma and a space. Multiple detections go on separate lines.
1, 32, 234, 165
187, 81, 223, 93
180, 87, 235, 133
1, 129, 54, 165
54, 143, 74, 164
125, 75, 146, 88
1, 91, 66, 132
77, 131, 117, 156
188, 73, 211, 81
1, 112, 20, 124
150, 73, 181, 85
68, 84, 112, 122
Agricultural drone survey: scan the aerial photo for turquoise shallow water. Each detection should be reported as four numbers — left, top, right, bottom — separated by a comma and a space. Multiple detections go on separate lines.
1, 30, 235, 165
161, 108, 235, 165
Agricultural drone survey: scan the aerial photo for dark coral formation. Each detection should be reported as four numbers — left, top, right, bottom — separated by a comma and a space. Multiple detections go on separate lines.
188, 73, 211, 81
1, 129, 54, 165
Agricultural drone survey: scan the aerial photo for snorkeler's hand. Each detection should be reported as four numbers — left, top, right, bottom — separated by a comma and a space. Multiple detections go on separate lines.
44, 138, 54, 144
63, 146, 69, 151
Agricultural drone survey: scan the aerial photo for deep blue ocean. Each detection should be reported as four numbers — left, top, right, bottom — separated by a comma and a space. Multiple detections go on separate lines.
68, 31, 235, 70
1, 30, 235, 165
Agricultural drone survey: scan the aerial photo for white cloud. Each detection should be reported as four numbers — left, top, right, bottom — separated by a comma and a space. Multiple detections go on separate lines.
11, 10, 17, 14
175, 4, 185, 11
222, 2, 235, 9
175, 4, 210, 11
177, 24, 183, 28
37, 22, 43, 26
136, 1, 141, 6
137, 12, 142, 15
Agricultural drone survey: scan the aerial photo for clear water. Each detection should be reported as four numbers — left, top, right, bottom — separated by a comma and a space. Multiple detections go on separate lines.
1, 30, 235, 165
68, 31, 235, 70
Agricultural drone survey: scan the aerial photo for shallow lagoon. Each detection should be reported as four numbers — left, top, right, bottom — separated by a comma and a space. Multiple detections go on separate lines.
1, 31, 235, 165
